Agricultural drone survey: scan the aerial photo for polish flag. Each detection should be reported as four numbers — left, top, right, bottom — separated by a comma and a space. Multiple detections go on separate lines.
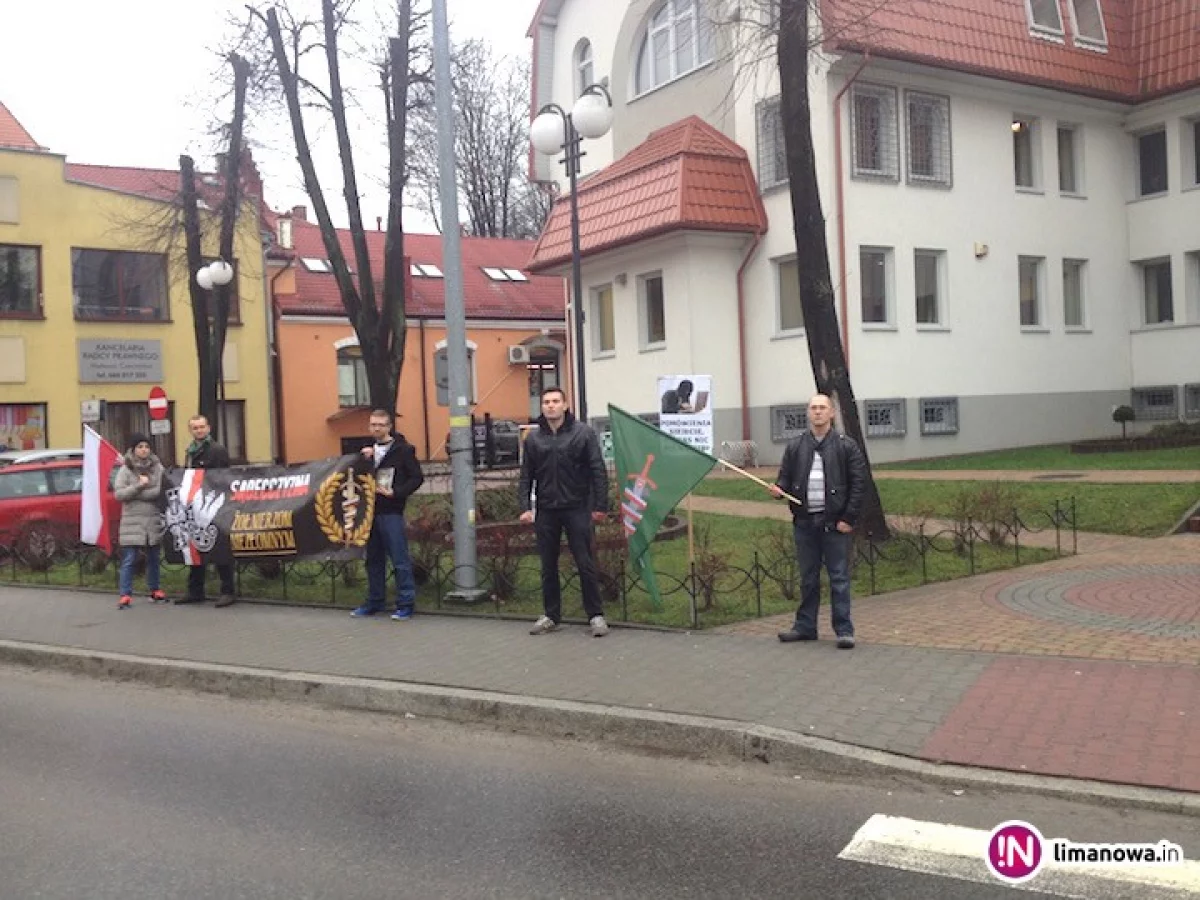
81, 425, 121, 554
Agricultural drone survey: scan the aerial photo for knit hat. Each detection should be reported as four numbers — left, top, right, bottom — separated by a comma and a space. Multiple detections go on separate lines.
128, 433, 152, 452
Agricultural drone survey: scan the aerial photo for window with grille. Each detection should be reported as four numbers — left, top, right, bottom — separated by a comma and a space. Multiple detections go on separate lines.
850, 84, 898, 181
905, 92, 951, 187
1132, 386, 1178, 421
770, 405, 808, 443
864, 399, 905, 438
1140, 259, 1173, 325
1184, 385, 1200, 420
919, 397, 959, 435
756, 97, 786, 189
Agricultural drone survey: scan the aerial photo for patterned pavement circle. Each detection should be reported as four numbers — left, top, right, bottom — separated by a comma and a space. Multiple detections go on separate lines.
993, 565, 1200, 638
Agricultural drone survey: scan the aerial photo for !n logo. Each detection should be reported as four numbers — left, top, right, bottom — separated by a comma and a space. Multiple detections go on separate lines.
986, 820, 1045, 884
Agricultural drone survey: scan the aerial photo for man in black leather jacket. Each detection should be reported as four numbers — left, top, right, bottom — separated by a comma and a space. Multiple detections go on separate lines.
768, 394, 867, 648
518, 387, 610, 637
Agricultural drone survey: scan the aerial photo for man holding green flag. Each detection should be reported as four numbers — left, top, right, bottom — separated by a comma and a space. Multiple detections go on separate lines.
608, 405, 717, 608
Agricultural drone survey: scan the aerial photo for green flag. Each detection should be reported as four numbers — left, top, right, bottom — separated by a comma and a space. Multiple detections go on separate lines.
609, 404, 717, 608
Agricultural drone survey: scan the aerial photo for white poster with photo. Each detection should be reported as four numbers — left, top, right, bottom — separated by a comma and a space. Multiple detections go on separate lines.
657, 374, 713, 454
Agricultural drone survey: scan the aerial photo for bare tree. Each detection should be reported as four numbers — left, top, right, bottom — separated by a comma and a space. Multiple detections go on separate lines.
407, 39, 551, 239
252, 0, 424, 413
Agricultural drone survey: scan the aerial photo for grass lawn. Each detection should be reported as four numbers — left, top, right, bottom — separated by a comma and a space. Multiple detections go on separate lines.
691, 477, 1196, 537
1, 513, 1056, 630
876, 443, 1200, 471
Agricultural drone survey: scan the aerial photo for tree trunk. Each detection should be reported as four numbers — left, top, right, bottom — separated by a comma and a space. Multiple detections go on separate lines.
180, 155, 216, 428
777, 0, 888, 539
381, 25, 413, 417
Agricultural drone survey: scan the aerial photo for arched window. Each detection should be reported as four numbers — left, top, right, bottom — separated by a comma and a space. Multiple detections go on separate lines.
575, 39, 594, 96
634, 0, 713, 95
433, 340, 478, 406
336, 345, 369, 407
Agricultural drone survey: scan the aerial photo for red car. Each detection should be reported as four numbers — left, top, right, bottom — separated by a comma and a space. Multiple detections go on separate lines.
0, 458, 121, 563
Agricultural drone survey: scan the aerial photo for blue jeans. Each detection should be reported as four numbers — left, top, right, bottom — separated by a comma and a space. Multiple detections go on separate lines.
365, 513, 416, 612
119, 545, 161, 597
792, 517, 853, 638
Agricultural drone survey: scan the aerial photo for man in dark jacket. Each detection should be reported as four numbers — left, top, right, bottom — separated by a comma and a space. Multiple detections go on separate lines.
769, 394, 868, 648
180, 414, 237, 607
518, 387, 610, 637
351, 409, 426, 620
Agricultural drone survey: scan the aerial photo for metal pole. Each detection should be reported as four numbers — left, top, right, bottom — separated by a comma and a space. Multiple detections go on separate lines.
566, 124, 588, 422
431, 0, 482, 598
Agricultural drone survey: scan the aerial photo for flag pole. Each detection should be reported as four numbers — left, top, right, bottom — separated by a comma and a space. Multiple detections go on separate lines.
715, 458, 804, 506
686, 493, 695, 563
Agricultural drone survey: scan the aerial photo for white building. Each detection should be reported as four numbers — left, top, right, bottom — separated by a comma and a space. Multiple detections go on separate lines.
525, 0, 1200, 463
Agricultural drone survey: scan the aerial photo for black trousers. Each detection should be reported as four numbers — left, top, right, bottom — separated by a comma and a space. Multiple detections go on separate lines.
534, 507, 603, 622
187, 563, 235, 600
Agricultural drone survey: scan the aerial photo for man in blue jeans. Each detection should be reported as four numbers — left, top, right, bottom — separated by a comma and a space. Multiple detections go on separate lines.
352, 410, 425, 621
769, 394, 867, 649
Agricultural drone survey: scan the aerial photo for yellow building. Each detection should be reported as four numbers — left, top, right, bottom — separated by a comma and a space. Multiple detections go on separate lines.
0, 101, 272, 465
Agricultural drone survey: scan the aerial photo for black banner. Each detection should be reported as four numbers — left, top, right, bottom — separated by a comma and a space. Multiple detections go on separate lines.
162, 456, 376, 564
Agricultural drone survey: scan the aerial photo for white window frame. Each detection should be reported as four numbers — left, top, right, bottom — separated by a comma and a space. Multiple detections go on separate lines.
1013, 116, 1042, 191
1139, 257, 1174, 326
1067, 0, 1108, 50
1057, 123, 1084, 195
1018, 255, 1046, 330
575, 39, 594, 96
859, 246, 894, 328
770, 404, 808, 443
591, 283, 616, 358
849, 83, 899, 182
1062, 258, 1088, 331
919, 397, 959, 435
433, 338, 479, 405
1025, 0, 1064, 39
1136, 127, 1169, 198
633, 0, 713, 96
638, 272, 667, 351
1186, 251, 1200, 324
775, 256, 804, 337
864, 399, 906, 438
904, 90, 952, 188
1131, 386, 1178, 421
756, 96, 786, 190
914, 249, 947, 329
336, 345, 370, 408
1183, 117, 1200, 190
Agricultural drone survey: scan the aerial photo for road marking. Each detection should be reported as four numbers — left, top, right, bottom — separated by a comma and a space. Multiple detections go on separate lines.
838, 814, 1200, 899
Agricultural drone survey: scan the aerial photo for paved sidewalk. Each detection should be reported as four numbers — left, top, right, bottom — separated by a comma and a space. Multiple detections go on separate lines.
1, 532, 1197, 801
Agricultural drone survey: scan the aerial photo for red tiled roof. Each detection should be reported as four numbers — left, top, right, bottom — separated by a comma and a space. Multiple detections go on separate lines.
527, 116, 767, 273
823, 0, 1199, 102
0, 101, 44, 151
65, 163, 190, 202
277, 219, 565, 320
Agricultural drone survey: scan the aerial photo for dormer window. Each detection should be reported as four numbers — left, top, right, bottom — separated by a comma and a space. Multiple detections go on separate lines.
575, 40, 594, 96
1069, 0, 1108, 49
634, 0, 713, 95
1026, 0, 1064, 38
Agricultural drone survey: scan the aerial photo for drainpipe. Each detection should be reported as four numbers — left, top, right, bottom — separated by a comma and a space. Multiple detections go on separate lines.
418, 317, 431, 460
267, 255, 294, 463
735, 231, 763, 440
833, 53, 871, 365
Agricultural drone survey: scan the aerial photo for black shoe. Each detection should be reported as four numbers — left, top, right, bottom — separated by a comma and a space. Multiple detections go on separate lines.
215, 594, 236, 608
778, 629, 818, 643
836, 635, 856, 649
175, 596, 206, 605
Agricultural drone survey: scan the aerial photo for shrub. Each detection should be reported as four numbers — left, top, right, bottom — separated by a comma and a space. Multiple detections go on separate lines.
1112, 404, 1135, 439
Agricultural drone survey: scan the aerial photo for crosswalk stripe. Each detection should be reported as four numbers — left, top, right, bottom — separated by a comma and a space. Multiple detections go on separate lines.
838, 814, 1200, 900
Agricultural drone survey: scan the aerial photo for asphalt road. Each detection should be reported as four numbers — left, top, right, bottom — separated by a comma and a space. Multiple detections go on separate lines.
1, 665, 1195, 899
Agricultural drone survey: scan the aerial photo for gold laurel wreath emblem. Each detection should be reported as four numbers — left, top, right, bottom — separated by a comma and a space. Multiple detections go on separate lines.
315, 471, 376, 547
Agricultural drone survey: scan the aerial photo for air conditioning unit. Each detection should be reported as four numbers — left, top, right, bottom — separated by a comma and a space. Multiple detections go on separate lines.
507, 345, 531, 365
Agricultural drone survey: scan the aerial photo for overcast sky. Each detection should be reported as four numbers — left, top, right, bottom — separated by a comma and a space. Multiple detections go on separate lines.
2, 0, 540, 232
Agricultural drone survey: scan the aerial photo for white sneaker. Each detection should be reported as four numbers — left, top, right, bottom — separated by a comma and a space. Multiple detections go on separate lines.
589, 615, 609, 637
529, 615, 560, 635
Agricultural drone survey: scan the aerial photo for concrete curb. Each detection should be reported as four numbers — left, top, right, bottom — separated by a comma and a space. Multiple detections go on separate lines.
2, 638, 1196, 818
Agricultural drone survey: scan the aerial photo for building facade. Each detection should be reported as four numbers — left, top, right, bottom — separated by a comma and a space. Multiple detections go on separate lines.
0, 102, 273, 465
526, 0, 1200, 463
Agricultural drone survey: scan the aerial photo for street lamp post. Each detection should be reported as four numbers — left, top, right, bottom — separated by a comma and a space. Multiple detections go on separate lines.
196, 258, 236, 447
530, 84, 613, 423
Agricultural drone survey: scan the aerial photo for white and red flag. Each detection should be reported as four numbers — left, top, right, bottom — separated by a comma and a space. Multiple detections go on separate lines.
80, 425, 121, 554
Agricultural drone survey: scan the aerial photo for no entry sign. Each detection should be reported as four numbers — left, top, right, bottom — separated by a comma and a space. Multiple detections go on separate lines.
148, 386, 169, 421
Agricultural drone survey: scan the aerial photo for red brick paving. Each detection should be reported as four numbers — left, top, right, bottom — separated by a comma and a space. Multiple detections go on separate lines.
921, 658, 1200, 792
1064, 577, 1200, 622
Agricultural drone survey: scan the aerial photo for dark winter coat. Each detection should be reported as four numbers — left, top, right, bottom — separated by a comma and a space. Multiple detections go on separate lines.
114, 452, 165, 547
775, 429, 868, 527
518, 412, 608, 513
185, 437, 231, 469
372, 433, 424, 516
